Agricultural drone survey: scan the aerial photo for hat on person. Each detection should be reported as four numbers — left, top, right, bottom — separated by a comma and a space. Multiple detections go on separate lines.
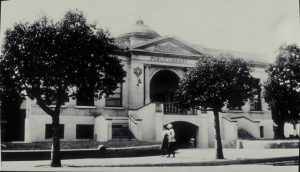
167, 124, 173, 129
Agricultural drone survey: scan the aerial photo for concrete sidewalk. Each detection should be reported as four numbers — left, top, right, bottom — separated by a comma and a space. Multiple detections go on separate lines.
1, 148, 299, 170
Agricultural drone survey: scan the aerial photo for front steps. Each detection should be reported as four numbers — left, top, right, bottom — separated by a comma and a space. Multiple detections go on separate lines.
238, 128, 256, 140
112, 127, 135, 140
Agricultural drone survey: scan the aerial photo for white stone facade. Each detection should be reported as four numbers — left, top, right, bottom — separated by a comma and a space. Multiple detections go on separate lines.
23, 20, 274, 148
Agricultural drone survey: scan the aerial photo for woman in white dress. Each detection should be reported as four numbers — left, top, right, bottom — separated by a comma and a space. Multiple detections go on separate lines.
166, 123, 176, 158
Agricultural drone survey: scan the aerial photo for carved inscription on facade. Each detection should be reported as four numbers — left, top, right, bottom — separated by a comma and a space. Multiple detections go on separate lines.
115, 40, 130, 48
154, 44, 184, 54
150, 56, 188, 64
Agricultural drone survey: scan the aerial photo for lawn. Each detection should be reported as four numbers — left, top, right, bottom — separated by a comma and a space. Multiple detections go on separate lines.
2, 140, 160, 150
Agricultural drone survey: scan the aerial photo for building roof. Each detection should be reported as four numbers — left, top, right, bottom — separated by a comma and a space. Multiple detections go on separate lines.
116, 20, 270, 65
192, 44, 271, 64
117, 19, 160, 39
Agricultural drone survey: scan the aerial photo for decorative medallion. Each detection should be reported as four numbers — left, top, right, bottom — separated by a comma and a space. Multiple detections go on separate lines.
134, 67, 142, 77
133, 67, 142, 86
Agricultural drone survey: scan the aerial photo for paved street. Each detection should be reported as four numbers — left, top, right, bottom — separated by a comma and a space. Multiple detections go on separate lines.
1, 148, 299, 171
1, 163, 299, 172
62, 165, 298, 172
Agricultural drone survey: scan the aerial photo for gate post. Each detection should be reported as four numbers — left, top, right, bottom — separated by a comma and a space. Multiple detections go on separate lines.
155, 113, 164, 141
197, 115, 209, 148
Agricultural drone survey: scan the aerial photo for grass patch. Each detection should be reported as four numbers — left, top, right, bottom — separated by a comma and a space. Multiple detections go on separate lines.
2, 140, 160, 150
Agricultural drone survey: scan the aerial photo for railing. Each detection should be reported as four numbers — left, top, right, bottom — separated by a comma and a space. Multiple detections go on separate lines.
155, 103, 163, 112
163, 103, 197, 115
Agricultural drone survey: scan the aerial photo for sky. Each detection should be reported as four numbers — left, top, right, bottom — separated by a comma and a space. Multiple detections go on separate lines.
1, 0, 300, 61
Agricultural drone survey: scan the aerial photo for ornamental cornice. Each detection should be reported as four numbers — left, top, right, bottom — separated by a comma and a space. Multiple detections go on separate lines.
131, 49, 201, 60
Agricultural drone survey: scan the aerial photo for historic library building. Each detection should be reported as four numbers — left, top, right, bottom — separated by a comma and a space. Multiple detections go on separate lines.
21, 20, 274, 148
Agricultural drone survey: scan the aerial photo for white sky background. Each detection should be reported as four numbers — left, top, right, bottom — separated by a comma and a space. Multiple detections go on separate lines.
1, 0, 300, 62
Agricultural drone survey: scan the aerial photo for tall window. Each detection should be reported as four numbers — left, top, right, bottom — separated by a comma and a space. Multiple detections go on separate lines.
76, 86, 94, 106
250, 79, 262, 111
105, 84, 122, 107
250, 88, 262, 111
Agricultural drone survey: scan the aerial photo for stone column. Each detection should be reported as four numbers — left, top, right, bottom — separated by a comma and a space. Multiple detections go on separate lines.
144, 64, 151, 104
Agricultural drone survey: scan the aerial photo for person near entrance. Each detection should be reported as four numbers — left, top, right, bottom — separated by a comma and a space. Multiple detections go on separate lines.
161, 125, 169, 157
166, 123, 176, 158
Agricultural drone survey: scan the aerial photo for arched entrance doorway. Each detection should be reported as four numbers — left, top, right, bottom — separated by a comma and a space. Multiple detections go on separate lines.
170, 121, 198, 148
150, 70, 179, 103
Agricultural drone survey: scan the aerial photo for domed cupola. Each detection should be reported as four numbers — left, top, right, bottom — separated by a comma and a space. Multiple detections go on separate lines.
117, 19, 160, 40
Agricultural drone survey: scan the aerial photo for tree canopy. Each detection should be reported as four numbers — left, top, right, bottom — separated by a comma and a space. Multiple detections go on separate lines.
264, 44, 300, 137
1, 10, 127, 114
176, 54, 258, 111
175, 54, 259, 159
0, 10, 127, 167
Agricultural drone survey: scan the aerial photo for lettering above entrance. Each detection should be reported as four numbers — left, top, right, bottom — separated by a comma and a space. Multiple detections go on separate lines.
150, 56, 188, 64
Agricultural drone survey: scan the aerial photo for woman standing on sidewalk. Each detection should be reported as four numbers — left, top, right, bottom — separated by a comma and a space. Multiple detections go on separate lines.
166, 123, 176, 158
161, 125, 169, 157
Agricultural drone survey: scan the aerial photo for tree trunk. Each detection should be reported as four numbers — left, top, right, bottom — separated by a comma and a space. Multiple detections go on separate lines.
51, 114, 61, 167
292, 123, 297, 137
213, 109, 224, 159
275, 121, 285, 139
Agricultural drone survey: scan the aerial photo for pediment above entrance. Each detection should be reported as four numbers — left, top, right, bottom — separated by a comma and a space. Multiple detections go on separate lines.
131, 35, 203, 56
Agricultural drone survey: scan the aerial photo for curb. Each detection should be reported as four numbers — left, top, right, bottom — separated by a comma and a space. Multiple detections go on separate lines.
64, 156, 299, 167
1, 145, 161, 161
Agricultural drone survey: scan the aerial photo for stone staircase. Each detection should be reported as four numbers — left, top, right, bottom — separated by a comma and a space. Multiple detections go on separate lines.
112, 127, 135, 140
238, 129, 256, 140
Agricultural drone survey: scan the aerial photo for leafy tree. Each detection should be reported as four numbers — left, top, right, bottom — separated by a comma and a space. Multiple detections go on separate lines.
0, 79, 24, 141
0, 10, 127, 167
264, 44, 300, 138
175, 54, 258, 159
0, 63, 23, 141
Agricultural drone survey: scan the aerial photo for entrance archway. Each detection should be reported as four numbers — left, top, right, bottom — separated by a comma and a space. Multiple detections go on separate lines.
150, 70, 179, 103
171, 121, 198, 148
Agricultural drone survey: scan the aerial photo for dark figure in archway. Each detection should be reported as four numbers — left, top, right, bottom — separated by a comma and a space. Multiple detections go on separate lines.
172, 121, 198, 148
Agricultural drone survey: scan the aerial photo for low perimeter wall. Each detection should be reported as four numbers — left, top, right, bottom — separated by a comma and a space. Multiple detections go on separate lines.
2, 145, 161, 161
237, 139, 299, 149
